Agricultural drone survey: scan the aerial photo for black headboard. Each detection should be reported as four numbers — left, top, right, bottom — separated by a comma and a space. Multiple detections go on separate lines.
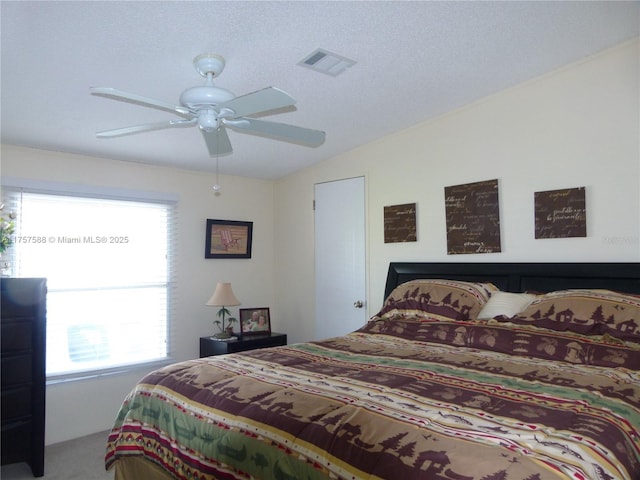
384, 262, 640, 299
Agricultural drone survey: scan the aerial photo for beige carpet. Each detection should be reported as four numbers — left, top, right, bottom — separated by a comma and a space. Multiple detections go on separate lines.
1, 430, 113, 480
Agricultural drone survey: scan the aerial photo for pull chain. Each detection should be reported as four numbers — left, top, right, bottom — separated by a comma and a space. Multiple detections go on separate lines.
212, 128, 221, 194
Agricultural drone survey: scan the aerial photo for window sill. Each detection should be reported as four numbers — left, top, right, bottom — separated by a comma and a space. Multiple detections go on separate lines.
46, 358, 175, 385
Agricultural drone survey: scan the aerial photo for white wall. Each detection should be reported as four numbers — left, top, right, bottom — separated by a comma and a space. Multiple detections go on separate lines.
0, 146, 276, 444
274, 39, 640, 344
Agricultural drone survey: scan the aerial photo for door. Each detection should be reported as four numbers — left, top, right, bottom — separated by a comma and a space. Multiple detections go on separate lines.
314, 177, 366, 339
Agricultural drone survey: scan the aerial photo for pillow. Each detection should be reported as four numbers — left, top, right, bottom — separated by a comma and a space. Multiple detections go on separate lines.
510, 289, 640, 342
476, 292, 537, 320
374, 279, 498, 321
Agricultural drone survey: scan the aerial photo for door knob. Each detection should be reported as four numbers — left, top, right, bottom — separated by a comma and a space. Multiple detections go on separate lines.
353, 300, 364, 308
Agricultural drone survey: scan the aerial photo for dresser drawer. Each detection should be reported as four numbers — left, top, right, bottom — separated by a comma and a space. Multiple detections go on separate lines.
1, 354, 32, 387
1, 386, 32, 420
0, 297, 40, 318
1, 420, 32, 466
1, 320, 33, 353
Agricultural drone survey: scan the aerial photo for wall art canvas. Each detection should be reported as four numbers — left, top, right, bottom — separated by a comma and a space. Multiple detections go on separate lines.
534, 187, 586, 239
444, 179, 501, 254
384, 203, 417, 243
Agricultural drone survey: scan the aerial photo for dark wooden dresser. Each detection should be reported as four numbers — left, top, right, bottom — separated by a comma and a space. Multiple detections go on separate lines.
1, 277, 47, 477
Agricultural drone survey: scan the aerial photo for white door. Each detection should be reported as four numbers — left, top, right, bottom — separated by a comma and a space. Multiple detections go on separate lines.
314, 177, 366, 339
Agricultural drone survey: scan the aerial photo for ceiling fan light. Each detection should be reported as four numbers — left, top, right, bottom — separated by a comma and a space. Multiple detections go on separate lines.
198, 110, 218, 132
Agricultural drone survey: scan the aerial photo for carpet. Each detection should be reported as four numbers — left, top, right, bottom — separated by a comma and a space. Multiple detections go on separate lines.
1, 430, 113, 480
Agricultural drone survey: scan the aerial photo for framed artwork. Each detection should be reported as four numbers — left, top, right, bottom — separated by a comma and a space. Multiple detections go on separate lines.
534, 187, 586, 239
239, 308, 271, 335
444, 179, 501, 254
205, 219, 253, 259
384, 203, 417, 243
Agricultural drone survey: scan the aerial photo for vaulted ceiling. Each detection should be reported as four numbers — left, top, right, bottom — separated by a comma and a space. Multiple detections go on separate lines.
2, 1, 638, 179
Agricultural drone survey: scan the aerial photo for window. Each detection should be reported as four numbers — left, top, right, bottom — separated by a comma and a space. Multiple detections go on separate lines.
2, 186, 174, 379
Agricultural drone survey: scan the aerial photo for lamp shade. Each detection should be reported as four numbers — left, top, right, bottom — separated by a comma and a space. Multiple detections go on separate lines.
206, 282, 240, 307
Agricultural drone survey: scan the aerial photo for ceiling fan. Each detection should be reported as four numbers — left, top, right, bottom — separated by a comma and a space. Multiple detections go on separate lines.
90, 53, 326, 156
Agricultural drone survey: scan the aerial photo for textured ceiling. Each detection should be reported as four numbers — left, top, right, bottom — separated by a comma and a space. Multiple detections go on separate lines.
2, 1, 638, 180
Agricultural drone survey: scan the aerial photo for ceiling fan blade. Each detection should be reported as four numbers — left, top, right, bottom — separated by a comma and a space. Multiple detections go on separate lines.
90, 87, 193, 116
202, 127, 233, 156
220, 87, 296, 118
96, 119, 196, 138
225, 118, 326, 147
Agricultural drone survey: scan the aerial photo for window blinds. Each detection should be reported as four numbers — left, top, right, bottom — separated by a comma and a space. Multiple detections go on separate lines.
1, 186, 175, 379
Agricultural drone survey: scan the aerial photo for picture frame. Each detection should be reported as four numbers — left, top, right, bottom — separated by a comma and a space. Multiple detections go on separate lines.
205, 219, 253, 259
239, 308, 271, 335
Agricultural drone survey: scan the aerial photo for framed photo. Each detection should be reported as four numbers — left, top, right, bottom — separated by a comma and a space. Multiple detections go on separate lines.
239, 308, 271, 335
205, 219, 253, 259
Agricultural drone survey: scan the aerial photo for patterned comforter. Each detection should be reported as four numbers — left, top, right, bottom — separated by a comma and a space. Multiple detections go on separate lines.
106, 317, 640, 480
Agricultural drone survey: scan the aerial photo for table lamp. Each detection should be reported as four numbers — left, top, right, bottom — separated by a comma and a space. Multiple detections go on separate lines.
206, 282, 240, 338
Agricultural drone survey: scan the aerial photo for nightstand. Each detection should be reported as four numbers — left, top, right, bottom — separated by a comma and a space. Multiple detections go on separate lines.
200, 332, 287, 357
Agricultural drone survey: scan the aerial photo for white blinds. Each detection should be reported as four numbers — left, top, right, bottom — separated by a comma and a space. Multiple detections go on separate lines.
2, 186, 175, 378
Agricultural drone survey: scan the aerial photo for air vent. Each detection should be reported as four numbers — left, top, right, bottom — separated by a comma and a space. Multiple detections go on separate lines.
298, 48, 356, 77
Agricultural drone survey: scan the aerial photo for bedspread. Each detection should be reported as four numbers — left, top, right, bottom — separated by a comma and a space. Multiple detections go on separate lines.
106, 318, 640, 480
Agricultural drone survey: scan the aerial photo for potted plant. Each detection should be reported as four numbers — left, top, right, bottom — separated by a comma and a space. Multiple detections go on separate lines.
0, 204, 15, 255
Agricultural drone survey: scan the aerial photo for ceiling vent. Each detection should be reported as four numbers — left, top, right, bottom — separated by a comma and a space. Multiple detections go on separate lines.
298, 49, 356, 76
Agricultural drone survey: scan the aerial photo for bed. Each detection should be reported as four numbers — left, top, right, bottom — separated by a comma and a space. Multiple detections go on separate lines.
106, 262, 640, 480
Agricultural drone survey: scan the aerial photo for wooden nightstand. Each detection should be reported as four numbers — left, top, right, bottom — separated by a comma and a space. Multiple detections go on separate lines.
200, 332, 287, 357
